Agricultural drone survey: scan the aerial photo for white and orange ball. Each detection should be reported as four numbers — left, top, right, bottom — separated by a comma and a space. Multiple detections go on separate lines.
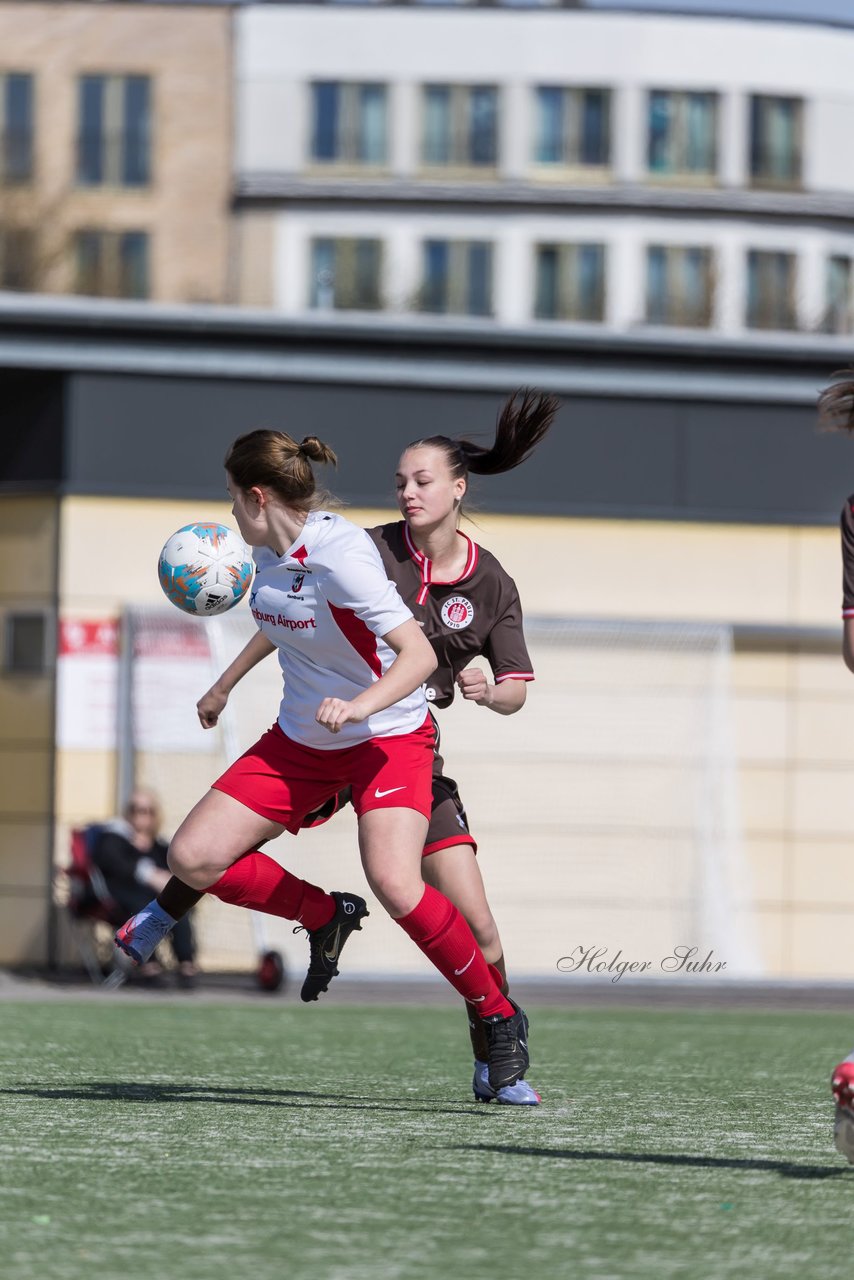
158, 523, 253, 617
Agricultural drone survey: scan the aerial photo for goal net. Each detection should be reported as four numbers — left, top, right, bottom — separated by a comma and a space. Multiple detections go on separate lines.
121, 608, 761, 980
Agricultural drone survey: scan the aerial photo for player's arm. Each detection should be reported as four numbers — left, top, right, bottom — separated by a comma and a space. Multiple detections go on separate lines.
197, 629, 276, 729
461, 575, 534, 714
456, 666, 527, 714
316, 618, 436, 734
844, 618, 854, 674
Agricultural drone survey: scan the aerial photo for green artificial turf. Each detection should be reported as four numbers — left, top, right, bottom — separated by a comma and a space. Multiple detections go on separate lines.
0, 1000, 851, 1280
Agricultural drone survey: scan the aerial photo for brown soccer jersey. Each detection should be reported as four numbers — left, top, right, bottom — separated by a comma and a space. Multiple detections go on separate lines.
367, 521, 534, 708
842, 496, 854, 619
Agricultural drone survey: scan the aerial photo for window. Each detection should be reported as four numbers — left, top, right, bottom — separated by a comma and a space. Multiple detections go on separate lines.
824, 256, 852, 334
422, 85, 498, 168
534, 87, 610, 169
5, 613, 47, 674
746, 250, 797, 330
74, 230, 149, 299
310, 238, 382, 310
310, 83, 387, 166
77, 75, 151, 187
418, 240, 493, 316
749, 95, 802, 187
1, 73, 33, 183
534, 243, 605, 321
646, 245, 713, 327
647, 91, 716, 177
0, 227, 35, 290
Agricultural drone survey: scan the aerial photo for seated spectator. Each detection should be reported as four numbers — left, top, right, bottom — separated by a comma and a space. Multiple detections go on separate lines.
91, 788, 198, 987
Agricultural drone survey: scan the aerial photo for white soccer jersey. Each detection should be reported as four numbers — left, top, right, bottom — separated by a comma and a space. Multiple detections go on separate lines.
249, 511, 427, 749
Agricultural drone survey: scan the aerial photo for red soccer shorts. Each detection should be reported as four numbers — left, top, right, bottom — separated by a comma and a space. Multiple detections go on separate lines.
211, 716, 435, 834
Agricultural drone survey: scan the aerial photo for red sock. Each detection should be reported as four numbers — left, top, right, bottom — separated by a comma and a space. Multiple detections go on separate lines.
395, 885, 514, 1019
208, 851, 335, 930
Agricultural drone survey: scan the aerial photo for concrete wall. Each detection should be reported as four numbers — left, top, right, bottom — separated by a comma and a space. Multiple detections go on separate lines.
0, 496, 57, 966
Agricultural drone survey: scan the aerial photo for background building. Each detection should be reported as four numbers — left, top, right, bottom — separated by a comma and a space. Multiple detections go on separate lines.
235, 1, 854, 336
0, 1, 232, 302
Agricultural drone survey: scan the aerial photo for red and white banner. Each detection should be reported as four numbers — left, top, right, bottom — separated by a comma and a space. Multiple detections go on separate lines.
56, 615, 216, 752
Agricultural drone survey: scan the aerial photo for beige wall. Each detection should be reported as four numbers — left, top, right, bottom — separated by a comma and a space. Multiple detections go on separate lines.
0, 496, 58, 965
234, 211, 276, 308
42, 495, 854, 978
0, 2, 232, 302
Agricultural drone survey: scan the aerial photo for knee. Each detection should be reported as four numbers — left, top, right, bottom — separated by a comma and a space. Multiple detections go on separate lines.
167, 831, 222, 890
467, 908, 500, 955
363, 864, 423, 919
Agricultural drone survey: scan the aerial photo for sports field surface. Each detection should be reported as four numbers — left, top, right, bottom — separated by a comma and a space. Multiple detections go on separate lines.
1, 995, 852, 1280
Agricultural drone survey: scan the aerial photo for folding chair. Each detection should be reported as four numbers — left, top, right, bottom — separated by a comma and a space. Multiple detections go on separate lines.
63, 825, 125, 984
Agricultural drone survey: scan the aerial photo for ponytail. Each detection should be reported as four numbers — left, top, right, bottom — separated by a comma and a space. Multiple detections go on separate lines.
459, 388, 559, 476
225, 428, 337, 510
406, 388, 559, 497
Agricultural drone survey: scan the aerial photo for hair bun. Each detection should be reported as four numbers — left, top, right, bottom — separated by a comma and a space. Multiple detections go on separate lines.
299, 436, 338, 467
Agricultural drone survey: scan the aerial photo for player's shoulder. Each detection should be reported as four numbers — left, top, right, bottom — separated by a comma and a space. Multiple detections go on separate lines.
366, 521, 407, 561
841, 495, 854, 533
309, 512, 383, 565
251, 542, 278, 571
472, 541, 518, 594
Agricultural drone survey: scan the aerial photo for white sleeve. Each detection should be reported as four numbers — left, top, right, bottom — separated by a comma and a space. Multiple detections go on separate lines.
321, 528, 413, 638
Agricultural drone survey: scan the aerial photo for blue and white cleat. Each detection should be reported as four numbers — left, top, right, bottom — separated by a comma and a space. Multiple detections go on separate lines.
472, 1060, 541, 1106
115, 900, 176, 965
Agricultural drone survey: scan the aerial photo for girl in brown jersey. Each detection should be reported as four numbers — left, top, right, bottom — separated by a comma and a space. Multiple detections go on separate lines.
371, 388, 558, 1103
817, 374, 854, 1158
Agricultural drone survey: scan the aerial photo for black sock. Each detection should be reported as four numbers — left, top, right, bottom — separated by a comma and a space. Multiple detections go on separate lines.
467, 952, 509, 1060
157, 875, 203, 921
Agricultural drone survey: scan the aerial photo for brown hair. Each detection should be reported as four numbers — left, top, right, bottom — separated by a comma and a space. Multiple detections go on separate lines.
818, 372, 854, 433
405, 388, 559, 508
224, 430, 338, 509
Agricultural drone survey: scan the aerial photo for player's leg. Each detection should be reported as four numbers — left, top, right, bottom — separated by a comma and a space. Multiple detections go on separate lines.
356, 805, 528, 1090
116, 788, 281, 962
420, 772, 539, 1102
115, 729, 362, 984
356, 806, 505, 1008
145, 790, 350, 928
115, 791, 350, 973
351, 721, 529, 1090
423, 844, 540, 1105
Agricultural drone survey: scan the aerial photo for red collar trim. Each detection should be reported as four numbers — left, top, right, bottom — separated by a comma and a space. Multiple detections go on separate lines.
403, 523, 479, 605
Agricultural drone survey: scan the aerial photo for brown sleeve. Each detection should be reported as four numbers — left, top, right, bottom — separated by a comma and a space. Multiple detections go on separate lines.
483, 579, 535, 684
842, 498, 854, 617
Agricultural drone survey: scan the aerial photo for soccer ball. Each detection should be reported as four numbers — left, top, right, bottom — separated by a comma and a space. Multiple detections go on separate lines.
158, 523, 254, 617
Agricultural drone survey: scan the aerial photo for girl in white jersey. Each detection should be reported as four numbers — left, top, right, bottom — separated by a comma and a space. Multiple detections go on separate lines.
116, 428, 530, 1095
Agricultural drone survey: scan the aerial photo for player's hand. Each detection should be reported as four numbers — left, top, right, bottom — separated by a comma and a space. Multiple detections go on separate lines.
315, 697, 368, 734
456, 668, 492, 706
197, 685, 228, 729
